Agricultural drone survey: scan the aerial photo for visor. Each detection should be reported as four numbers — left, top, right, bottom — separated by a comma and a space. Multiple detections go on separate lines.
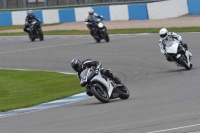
160, 33, 167, 38
89, 13, 94, 16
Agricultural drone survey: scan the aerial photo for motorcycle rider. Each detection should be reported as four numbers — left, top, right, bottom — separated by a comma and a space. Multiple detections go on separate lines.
71, 58, 122, 96
23, 10, 40, 33
85, 8, 104, 37
159, 28, 192, 62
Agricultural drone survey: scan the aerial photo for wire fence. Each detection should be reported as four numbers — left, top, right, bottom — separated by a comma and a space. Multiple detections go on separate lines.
0, 0, 164, 9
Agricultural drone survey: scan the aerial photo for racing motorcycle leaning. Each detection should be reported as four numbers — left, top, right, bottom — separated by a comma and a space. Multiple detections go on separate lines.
165, 40, 193, 70
90, 18, 109, 43
28, 21, 44, 41
80, 67, 129, 103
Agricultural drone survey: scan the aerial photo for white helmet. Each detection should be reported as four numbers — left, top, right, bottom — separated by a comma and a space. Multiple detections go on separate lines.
88, 8, 94, 16
28, 10, 33, 17
159, 28, 168, 40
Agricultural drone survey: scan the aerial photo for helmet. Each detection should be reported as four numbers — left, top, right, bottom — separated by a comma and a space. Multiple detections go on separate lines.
71, 58, 82, 72
159, 28, 168, 40
88, 8, 94, 16
28, 10, 33, 17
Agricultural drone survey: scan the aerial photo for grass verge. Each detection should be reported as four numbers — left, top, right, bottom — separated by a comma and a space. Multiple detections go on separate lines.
0, 69, 83, 112
0, 27, 200, 36
0, 23, 61, 31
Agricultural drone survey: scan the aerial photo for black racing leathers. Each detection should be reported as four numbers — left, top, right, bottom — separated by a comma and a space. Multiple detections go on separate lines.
77, 59, 121, 84
23, 15, 40, 33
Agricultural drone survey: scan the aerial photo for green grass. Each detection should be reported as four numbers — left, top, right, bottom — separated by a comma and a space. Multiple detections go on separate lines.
0, 69, 83, 112
0, 27, 200, 36
0, 23, 61, 31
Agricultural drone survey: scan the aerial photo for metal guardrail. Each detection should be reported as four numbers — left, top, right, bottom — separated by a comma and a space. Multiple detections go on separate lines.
0, 0, 166, 12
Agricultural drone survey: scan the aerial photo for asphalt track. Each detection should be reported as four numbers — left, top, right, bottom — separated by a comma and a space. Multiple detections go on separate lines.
0, 33, 200, 133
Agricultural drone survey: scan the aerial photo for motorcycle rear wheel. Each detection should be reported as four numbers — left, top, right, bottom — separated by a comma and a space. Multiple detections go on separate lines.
91, 84, 109, 103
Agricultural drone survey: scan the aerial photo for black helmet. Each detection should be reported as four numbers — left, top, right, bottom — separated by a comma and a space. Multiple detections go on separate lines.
71, 58, 82, 72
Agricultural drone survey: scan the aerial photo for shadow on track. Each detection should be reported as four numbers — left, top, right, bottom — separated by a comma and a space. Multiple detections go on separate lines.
74, 97, 132, 107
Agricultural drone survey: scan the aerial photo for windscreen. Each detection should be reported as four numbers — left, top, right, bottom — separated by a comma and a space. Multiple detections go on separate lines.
80, 68, 90, 80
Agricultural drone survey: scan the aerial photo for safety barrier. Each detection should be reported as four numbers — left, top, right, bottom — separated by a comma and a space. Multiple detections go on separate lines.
0, 0, 199, 26
187, 0, 200, 14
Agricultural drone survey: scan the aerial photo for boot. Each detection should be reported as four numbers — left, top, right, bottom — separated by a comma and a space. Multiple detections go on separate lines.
113, 77, 122, 84
186, 50, 192, 57
181, 43, 188, 50
86, 91, 93, 97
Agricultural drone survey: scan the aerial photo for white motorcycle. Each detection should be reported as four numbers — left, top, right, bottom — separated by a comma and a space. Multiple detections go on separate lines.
80, 67, 129, 103
165, 41, 192, 70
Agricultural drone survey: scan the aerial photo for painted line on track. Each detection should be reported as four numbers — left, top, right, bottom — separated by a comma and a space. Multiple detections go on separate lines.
146, 123, 200, 133
0, 34, 143, 54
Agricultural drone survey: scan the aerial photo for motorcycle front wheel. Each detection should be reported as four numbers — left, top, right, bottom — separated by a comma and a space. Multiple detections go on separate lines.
94, 37, 101, 43
91, 84, 109, 103
29, 33, 35, 41
177, 56, 190, 70
118, 84, 130, 99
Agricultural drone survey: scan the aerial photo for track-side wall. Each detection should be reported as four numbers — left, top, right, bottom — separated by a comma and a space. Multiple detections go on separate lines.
0, 0, 199, 26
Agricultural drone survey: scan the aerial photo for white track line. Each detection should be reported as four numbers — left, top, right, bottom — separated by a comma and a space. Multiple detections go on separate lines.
0, 42, 85, 54
0, 35, 140, 54
146, 123, 200, 133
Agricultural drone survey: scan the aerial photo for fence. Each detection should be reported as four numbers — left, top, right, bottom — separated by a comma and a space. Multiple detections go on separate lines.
0, 0, 165, 9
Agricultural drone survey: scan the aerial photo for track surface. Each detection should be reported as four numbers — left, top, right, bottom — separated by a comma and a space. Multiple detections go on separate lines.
0, 33, 200, 133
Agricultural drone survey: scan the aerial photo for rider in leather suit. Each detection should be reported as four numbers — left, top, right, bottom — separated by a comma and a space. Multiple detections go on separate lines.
71, 58, 122, 96
23, 10, 40, 33
85, 8, 104, 37
159, 28, 192, 62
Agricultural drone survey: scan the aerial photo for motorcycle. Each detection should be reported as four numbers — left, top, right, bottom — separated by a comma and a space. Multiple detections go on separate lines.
90, 18, 109, 43
165, 41, 192, 70
28, 21, 44, 41
80, 67, 129, 103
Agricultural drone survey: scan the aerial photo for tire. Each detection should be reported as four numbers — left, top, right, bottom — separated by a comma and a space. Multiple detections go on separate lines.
103, 31, 109, 42
94, 37, 101, 43
118, 85, 130, 99
177, 56, 190, 70
29, 32, 35, 41
190, 63, 193, 69
91, 84, 109, 103
38, 29, 44, 41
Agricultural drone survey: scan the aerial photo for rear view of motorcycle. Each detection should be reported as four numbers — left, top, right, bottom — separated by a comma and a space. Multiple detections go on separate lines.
28, 21, 44, 41
80, 67, 130, 103
90, 18, 109, 43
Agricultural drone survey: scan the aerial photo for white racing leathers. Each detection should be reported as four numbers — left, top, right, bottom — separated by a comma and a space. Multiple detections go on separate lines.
85, 13, 102, 24
159, 32, 192, 56
158, 32, 193, 70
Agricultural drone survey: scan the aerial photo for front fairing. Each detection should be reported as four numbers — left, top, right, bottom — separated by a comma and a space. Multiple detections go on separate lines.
91, 75, 115, 97
80, 68, 96, 87
166, 41, 179, 54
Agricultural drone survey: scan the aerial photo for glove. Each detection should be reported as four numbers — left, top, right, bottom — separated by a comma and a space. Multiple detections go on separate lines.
95, 67, 100, 73
163, 51, 167, 55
